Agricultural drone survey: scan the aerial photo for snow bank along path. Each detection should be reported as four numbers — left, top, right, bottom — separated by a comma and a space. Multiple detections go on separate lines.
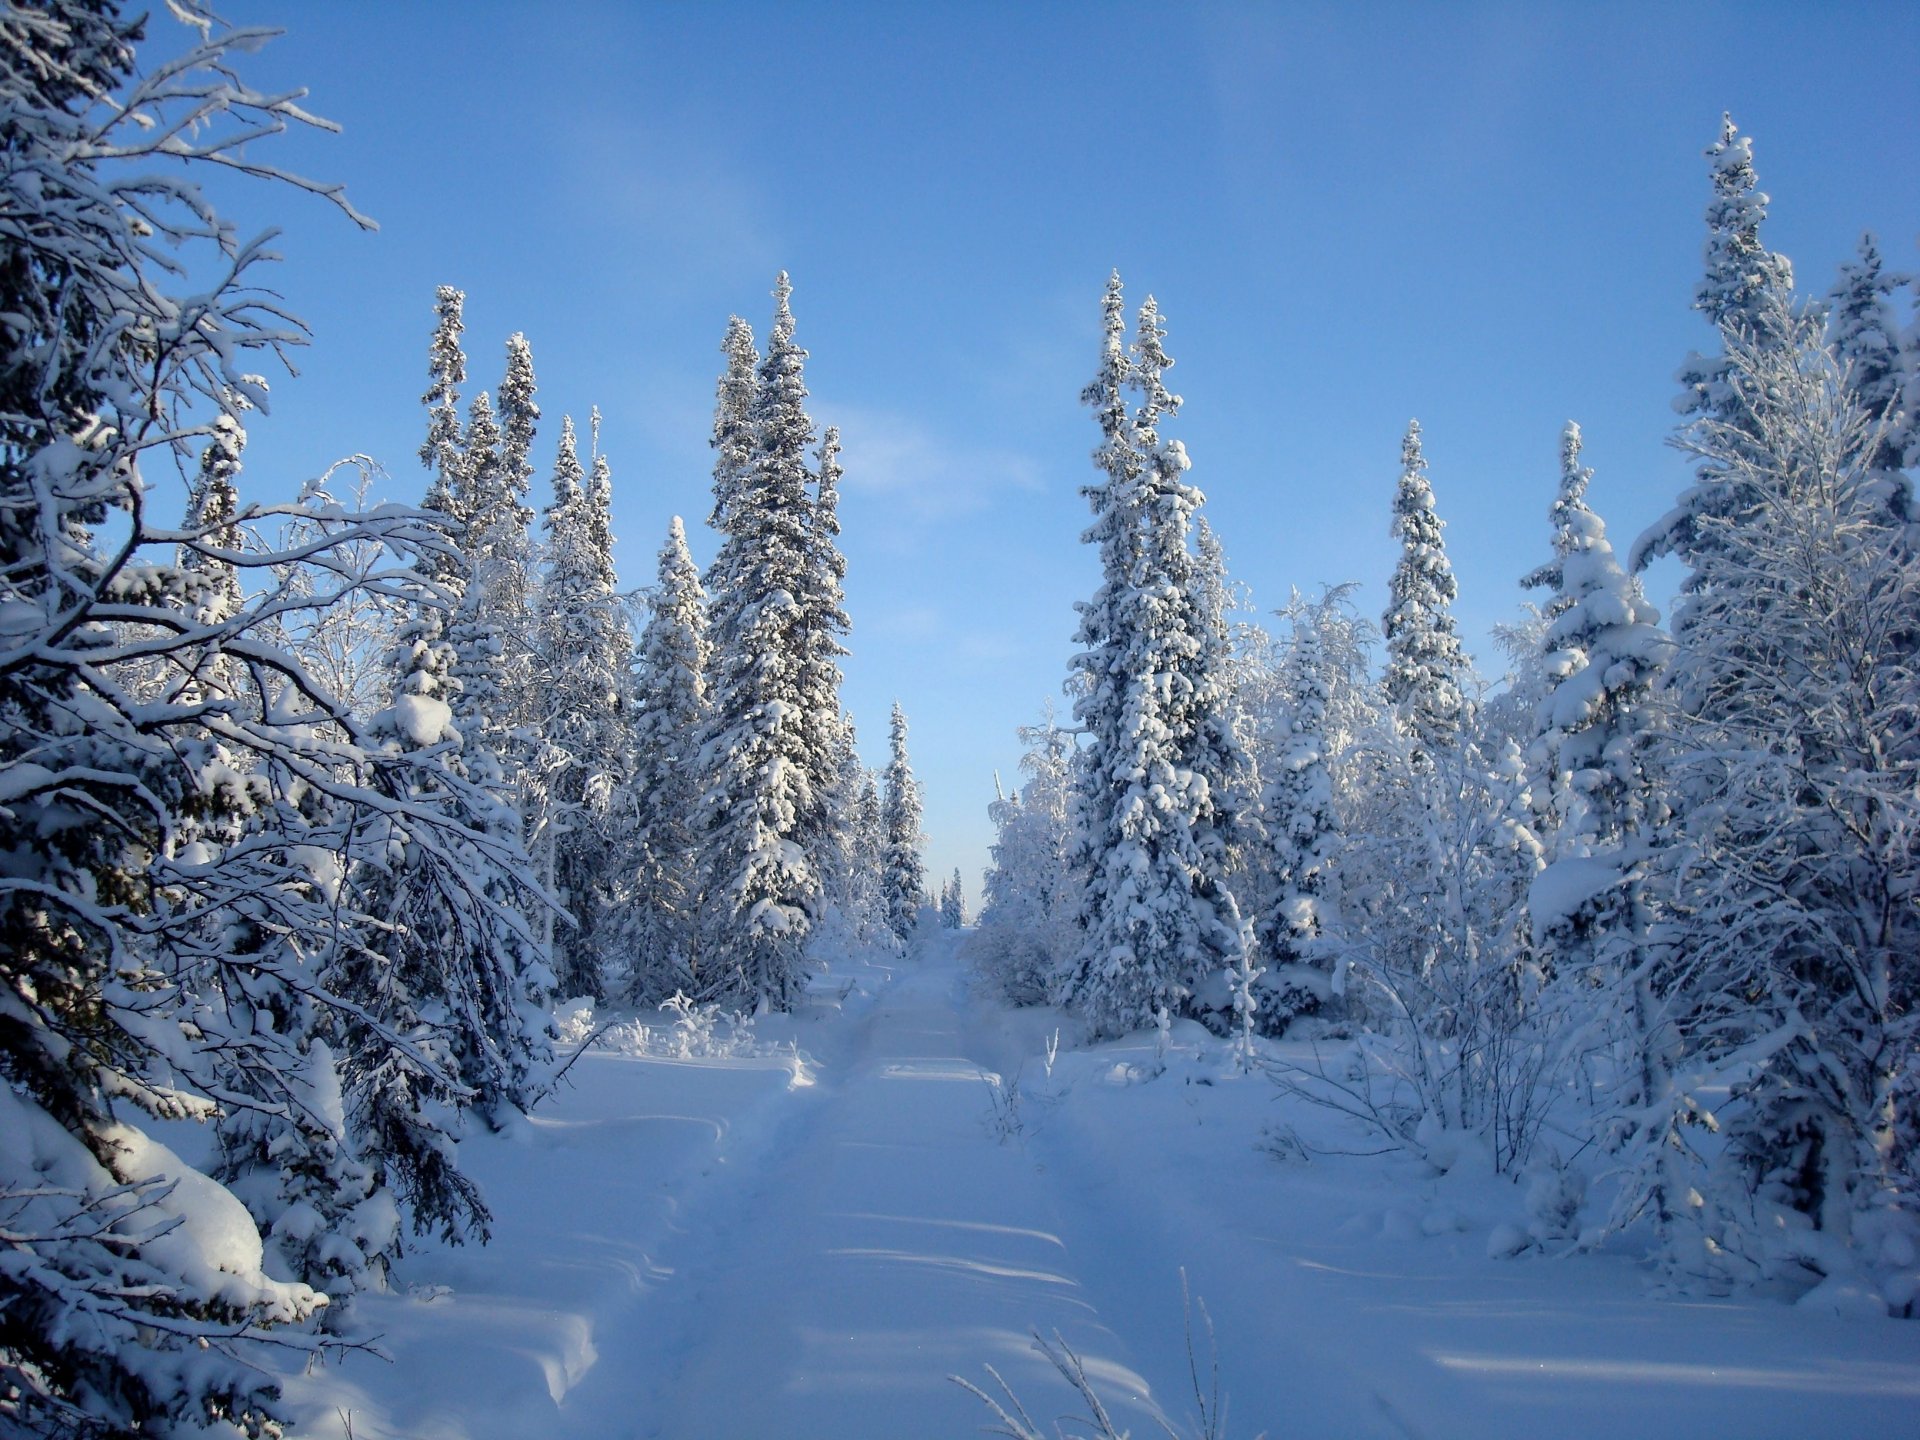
288, 926, 1920, 1439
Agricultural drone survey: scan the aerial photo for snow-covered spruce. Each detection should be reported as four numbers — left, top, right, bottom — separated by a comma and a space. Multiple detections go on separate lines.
622, 516, 713, 1002
695, 275, 831, 1008
1621, 286, 1918, 1303
533, 413, 635, 1002
882, 700, 928, 942
1382, 419, 1471, 757
974, 710, 1082, 1005
1058, 277, 1255, 1038
0, 6, 555, 1429
1519, 422, 1669, 977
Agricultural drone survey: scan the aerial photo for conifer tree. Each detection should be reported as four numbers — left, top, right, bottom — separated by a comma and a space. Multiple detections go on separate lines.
535, 414, 633, 1001
976, 711, 1082, 1004
419, 285, 470, 592
624, 516, 711, 1001
1256, 619, 1343, 1028
1635, 114, 1796, 575
945, 870, 967, 927
696, 275, 823, 1007
1059, 280, 1255, 1036
1827, 233, 1914, 483
1382, 420, 1470, 756
882, 701, 928, 941
1521, 424, 1669, 906
795, 425, 853, 858
0, 7, 504, 1428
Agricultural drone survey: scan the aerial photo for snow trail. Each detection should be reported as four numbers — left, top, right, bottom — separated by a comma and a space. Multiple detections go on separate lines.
574, 925, 1178, 1438
287, 933, 1920, 1440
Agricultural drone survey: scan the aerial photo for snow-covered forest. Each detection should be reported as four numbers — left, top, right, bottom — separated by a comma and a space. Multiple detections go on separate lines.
1, 5, 1915, 1438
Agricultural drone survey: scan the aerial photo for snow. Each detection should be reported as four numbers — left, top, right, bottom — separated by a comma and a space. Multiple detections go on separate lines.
386, 692, 453, 746
275, 929, 1920, 1438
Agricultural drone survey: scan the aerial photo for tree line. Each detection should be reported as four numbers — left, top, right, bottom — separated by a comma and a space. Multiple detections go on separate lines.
975, 117, 1917, 1311
0, 7, 929, 1435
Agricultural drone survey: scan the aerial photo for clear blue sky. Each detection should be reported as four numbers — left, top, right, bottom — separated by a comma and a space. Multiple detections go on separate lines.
193, 2, 1918, 898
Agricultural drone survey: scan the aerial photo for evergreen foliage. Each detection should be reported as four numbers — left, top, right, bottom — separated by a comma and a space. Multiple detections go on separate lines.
1381, 420, 1470, 756
1059, 278, 1255, 1037
695, 275, 826, 1008
624, 517, 711, 1001
882, 702, 927, 941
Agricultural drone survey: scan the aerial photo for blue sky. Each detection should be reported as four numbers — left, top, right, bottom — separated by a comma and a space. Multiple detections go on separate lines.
194, 2, 1918, 897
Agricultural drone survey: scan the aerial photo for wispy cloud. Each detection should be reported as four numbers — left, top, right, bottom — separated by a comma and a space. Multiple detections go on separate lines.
818, 401, 1045, 530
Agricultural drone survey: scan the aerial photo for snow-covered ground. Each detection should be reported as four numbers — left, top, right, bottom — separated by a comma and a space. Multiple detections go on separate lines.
282, 929, 1920, 1439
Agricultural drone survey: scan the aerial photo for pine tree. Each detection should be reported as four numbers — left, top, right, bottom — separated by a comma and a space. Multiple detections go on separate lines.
535, 414, 633, 1001
1382, 420, 1470, 756
1520, 423, 1669, 973
1827, 233, 1914, 485
882, 701, 927, 941
1059, 280, 1255, 1036
624, 516, 711, 1001
419, 285, 470, 594
696, 275, 822, 1008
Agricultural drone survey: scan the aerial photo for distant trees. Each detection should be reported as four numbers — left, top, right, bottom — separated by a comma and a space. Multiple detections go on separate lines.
882, 702, 928, 941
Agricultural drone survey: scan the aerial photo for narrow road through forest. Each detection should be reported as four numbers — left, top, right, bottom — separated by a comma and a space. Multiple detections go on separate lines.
565, 926, 1180, 1438
289, 931, 1920, 1440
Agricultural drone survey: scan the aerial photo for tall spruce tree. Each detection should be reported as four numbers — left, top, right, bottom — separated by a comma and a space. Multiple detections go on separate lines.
1634, 113, 1795, 577
1382, 420, 1470, 756
1059, 279, 1255, 1037
1521, 424, 1669, 900
1622, 288, 1919, 1297
624, 517, 711, 1001
535, 414, 633, 1001
882, 701, 928, 941
420, 285, 470, 593
1827, 233, 1914, 485
696, 275, 823, 1008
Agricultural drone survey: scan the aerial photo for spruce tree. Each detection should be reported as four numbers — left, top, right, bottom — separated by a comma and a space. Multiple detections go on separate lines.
1060, 279, 1255, 1036
1623, 289, 1919, 1296
624, 516, 711, 1001
882, 701, 928, 941
1634, 114, 1796, 575
1256, 619, 1343, 1028
696, 275, 823, 1007
1381, 420, 1470, 756
535, 414, 634, 1001
419, 285, 471, 593
1827, 233, 1913, 483
795, 424, 853, 858
976, 710, 1082, 1005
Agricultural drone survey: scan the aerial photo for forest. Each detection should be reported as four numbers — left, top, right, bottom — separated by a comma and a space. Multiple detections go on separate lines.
0, 4, 1913, 1438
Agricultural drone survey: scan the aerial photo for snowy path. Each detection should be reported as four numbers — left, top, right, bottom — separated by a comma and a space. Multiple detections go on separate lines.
567, 926, 1179, 1438
286, 933, 1920, 1440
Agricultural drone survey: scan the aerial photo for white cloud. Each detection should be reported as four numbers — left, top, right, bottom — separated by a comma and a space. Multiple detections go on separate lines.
818, 402, 1044, 529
